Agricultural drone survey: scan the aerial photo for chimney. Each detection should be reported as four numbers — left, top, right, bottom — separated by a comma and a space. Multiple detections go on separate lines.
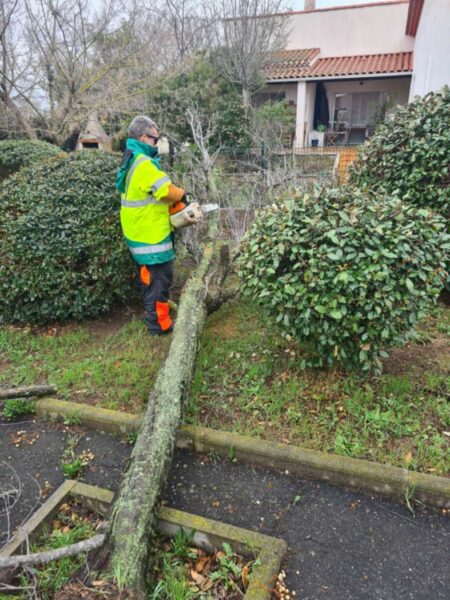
304, 0, 316, 10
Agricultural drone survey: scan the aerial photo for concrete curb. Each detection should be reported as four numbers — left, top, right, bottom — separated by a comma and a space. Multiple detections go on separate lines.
35, 397, 450, 508
0, 480, 77, 558
1, 481, 285, 600
178, 425, 450, 508
35, 397, 140, 435
158, 507, 286, 600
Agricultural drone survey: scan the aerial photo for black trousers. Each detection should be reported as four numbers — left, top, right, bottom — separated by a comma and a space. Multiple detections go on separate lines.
138, 261, 173, 334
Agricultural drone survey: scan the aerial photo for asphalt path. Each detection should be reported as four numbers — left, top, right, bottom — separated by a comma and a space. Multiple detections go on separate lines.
1, 417, 449, 599
0, 417, 129, 549
165, 453, 450, 600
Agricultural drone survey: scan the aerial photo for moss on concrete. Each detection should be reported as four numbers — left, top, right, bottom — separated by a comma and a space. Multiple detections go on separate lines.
178, 425, 450, 508
2, 477, 285, 600
34, 398, 450, 508
35, 398, 140, 435
71, 482, 115, 516
0, 480, 76, 559
157, 507, 286, 600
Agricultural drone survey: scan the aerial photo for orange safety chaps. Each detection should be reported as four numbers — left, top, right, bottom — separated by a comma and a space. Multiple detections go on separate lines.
138, 261, 173, 335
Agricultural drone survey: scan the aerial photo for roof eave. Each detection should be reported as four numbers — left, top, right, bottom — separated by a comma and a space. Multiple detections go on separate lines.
405, 0, 424, 36
265, 72, 412, 83
262, 1, 409, 19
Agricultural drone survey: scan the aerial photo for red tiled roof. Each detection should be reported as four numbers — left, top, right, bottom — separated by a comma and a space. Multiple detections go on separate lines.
265, 50, 413, 80
263, 48, 320, 79
307, 52, 413, 77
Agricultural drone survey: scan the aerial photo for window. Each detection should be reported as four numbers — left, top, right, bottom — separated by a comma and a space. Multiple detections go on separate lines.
254, 91, 286, 106
333, 92, 387, 127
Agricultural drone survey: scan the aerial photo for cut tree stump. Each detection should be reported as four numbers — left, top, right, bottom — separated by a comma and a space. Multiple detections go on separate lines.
104, 229, 230, 597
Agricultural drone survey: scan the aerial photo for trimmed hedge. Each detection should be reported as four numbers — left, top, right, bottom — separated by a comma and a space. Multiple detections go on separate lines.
0, 139, 62, 181
0, 151, 135, 324
237, 187, 449, 372
350, 87, 450, 218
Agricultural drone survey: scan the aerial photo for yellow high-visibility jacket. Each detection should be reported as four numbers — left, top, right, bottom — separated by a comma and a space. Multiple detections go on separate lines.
120, 154, 182, 265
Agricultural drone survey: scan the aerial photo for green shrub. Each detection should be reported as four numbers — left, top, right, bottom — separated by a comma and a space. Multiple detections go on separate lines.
0, 151, 134, 324
350, 87, 450, 217
2, 399, 35, 421
0, 139, 62, 181
236, 188, 449, 372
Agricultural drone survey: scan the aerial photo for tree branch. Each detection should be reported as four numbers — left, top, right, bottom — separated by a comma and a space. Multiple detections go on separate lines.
0, 385, 57, 400
0, 534, 106, 569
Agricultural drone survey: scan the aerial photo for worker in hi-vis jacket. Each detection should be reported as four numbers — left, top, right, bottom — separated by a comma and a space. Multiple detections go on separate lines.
116, 116, 185, 336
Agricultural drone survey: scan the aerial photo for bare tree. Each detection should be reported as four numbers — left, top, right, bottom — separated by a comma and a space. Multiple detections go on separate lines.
142, 0, 212, 67
22, 0, 147, 142
208, 0, 289, 108
0, 0, 157, 142
0, 0, 37, 138
185, 103, 221, 199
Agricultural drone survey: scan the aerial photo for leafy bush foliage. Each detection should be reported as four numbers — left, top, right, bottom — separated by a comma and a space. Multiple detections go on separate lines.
350, 87, 450, 217
0, 139, 62, 180
0, 151, 134, 324
237, 188, 448, 372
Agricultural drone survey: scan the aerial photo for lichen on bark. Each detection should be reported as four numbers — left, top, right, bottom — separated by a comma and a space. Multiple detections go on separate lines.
106, 224, 228, 596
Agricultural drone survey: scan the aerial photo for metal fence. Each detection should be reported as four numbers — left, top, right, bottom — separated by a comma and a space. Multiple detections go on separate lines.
213, 144, 360, 183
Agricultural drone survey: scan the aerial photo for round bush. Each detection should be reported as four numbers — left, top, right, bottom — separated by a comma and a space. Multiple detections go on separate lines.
237, 188, 449, 372
0, 151, 135, 324
0, 139, 62, 181
350, 87, 450, 217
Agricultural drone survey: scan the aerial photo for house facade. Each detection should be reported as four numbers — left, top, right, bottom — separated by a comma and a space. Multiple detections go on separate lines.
407, 0, 450, 99
262, 0, 449, 148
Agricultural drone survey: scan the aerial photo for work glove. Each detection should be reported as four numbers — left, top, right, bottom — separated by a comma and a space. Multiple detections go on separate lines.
183, 192, 195, 205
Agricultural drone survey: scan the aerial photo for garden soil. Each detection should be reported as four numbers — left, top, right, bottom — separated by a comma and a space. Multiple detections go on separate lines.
1, 418, 449, 600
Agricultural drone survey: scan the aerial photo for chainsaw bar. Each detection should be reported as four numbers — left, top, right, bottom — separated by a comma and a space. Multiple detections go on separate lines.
201, 203, 219, 213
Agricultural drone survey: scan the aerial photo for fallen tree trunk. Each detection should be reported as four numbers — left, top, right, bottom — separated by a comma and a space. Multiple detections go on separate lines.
0, 385, 57, 400
104, 232, 228, 596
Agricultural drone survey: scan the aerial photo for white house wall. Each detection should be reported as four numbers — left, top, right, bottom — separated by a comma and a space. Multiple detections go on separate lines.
295, 82, 307, 147
409, 0, 450, 99
260, 83, 298, 104
305, 82, 316, 134
286, 2, 414, 56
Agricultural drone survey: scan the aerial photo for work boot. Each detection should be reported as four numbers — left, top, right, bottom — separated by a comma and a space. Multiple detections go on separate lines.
149, 322, 175, 337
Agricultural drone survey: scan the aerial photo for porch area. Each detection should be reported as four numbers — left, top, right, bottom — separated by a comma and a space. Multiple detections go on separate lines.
262, 49, 413, 150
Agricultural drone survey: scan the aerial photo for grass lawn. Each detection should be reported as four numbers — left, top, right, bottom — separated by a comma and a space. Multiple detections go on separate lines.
0, 255, 194, 413
0, 304, 170, 413
188, 299, 450, 476
1, 282, 448, 476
